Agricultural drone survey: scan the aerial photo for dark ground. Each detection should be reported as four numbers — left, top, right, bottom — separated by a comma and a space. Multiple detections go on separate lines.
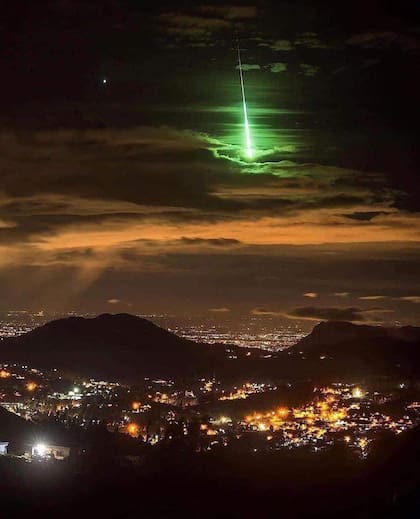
2, 427, 420, 518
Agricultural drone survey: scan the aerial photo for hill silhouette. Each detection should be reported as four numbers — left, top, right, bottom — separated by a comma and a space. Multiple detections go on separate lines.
0, 313, 259, 380
293, 320, 420, 378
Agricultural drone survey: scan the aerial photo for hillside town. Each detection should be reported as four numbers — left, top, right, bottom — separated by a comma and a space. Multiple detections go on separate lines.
1, 359, 420, 462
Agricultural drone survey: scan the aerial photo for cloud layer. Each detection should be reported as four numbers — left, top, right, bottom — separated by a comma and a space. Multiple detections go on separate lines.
0, 2, 418, 319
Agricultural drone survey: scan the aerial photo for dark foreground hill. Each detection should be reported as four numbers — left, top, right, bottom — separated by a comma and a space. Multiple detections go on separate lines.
1, 425, 420, 518
0, 313, 262, 381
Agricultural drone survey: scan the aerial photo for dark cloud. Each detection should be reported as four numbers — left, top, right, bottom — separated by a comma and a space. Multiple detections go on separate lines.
199, 6, 257, 20
268, 62, 287, 73
346, 32, 419, 52
285, 306, 386, 322
178, 237, 241, 247
343, 211, 389, 221
254, 304, 394, 323
53, 249, 95, 262
269, 40, 294, 51
0, 128, 229, 211
158, 4, 258, 48
294, 32, 330, 49
300, 64, 320, 77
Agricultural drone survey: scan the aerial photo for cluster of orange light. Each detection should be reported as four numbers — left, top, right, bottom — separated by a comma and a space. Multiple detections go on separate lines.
26, 382, 37, 392
245, 407, 290, 431
132, 401, 141, 411
0, 370, 11, 378
320, 385, 365, 400
245, 396, 348, 434
219, 383, 266, 401
219, 388, 248, 401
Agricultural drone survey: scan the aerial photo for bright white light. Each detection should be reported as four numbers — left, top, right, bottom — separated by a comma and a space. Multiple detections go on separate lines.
73, 387, 79, 393
102, 78, 108, 84
352, 387, 364, 399
34, 443, 47, 456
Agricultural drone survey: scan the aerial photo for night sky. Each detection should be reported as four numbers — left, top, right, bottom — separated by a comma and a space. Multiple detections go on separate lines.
1, 1, 419, 324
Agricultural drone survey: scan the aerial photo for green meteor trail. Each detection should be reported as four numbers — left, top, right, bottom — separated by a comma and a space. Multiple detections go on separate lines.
237, 43, 253, 159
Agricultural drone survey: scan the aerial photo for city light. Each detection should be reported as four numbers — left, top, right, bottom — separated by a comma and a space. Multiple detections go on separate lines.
0, 357, 417, 460
33, 443, 47, 456
241, 385, 414, 455
352, 387, 364, 399
216, 416, 231, 424
127, 423, 139, 437
219, 382, 276, 401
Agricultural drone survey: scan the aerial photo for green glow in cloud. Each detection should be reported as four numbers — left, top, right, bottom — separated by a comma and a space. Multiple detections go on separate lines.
237, 45, 253, 159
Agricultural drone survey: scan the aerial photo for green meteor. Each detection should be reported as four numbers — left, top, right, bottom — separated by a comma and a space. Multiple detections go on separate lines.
237, 42, 253, 159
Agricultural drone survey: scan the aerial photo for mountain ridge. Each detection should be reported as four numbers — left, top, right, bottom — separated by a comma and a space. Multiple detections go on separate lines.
2, 315, 420, 382
293, 320, 420, 378
298, 320, 420, 349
